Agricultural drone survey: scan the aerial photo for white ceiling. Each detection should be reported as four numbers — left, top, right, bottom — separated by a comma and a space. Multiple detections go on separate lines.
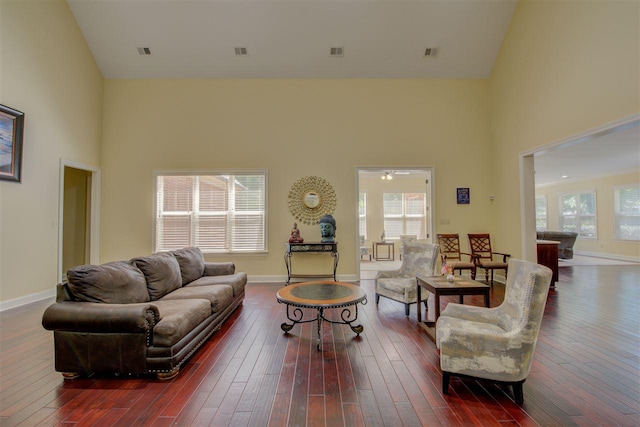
534, 120, 640, 187
66, 0, 639, 185
66, 0, 517, 79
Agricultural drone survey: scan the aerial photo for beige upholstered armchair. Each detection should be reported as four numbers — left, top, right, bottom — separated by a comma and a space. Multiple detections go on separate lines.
375, 241, 439, 316
435, 259, 552, 404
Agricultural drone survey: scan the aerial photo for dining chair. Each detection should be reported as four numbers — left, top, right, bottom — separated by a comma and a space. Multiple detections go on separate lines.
468, 233, 510, 284
436, 234, 476, 279
436, 259, 552, 404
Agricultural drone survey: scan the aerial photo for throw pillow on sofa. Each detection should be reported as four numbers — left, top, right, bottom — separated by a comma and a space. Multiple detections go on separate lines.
66, 261, 150, 304
133, 252, 182, 300
172, 247, 205, 286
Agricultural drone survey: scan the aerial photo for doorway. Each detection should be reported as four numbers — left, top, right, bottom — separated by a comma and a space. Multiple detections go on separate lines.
356, 167, 435, 279
58, 160, 101, 283
520, 114, 640, 262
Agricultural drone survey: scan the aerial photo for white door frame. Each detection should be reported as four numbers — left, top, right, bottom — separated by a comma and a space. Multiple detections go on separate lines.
355, 166, 435, 277
519, 114, 640, 262
58, 159, 101, 283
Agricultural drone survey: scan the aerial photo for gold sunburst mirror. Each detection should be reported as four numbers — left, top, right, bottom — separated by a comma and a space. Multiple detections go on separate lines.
288, 176, 337, 225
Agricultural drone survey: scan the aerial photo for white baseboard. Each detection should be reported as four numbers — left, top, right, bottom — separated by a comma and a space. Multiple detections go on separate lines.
575, 251, 640, 263
247, 274, 359, 283
0, 288, 55, 312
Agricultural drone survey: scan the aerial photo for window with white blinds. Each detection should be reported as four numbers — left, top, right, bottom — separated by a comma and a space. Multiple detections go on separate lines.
614, 184, 640, 241
559, 190, 597, 238
154, 171, 267, 253
383, 192, 427, 239
359, 193, 367, 239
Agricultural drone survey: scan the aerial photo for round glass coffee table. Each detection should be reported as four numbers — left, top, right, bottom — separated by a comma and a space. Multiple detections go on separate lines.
276, 280, 367, 351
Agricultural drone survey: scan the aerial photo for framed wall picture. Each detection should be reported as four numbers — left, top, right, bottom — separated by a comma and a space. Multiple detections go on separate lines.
457, 187, 470, 204
0, 104, 25, 183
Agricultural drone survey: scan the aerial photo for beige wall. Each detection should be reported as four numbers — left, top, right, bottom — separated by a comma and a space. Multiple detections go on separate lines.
2, 0, 638, 303
489, 0, 640, 259
0, 0, 103, 304
101, 79, 492, 279
536, 172, 640, 260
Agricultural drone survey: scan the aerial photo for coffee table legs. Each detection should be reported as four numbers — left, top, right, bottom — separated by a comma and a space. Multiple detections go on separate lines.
280, 303, 365, 351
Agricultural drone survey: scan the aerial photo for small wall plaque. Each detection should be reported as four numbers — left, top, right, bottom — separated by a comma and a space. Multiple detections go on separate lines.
457, 188, 470, 204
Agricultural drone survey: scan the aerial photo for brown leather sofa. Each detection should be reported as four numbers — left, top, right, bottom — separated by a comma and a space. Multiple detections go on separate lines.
536, 231, 578, 259
42, 247, 246, 380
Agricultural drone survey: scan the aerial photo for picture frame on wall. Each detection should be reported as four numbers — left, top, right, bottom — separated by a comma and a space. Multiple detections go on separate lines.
0, 104, 25, 183
457, 187, 470, 204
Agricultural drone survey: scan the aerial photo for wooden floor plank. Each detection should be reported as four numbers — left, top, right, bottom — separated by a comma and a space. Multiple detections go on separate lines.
0, 264, 637, 426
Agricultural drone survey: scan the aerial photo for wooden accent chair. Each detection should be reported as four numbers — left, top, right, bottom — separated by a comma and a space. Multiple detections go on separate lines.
468, 233, 510, 284
436, 259, 552, 404
374, 241, 439, 317
436, 234, 476, 279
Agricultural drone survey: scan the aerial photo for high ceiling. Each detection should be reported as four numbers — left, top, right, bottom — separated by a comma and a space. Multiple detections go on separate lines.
66, 0, 639, 184
66, 0, 517, 79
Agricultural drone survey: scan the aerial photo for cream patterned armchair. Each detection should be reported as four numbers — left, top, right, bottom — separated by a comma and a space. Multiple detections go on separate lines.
435, 259, 552, 404
375, 241, 439, 316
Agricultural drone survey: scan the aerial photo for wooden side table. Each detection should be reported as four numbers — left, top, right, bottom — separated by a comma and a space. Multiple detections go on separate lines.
373, 242, 394, 261
416, 275, 490, 342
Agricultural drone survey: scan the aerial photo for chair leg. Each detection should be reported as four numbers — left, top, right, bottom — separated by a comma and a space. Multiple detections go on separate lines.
405, 303, 410, 317
442, 372, 451, 394
513, 381, 524, 404
375, 293, 380, 304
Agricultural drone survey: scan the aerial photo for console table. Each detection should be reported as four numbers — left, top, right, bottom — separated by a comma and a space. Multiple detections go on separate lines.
285, 242, 338, 285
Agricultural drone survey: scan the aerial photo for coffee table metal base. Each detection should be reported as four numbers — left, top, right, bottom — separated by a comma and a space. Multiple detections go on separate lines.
277, 281, 367, 351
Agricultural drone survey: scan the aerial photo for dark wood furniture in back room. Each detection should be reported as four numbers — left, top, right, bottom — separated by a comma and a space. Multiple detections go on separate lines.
536, 239, 560, 285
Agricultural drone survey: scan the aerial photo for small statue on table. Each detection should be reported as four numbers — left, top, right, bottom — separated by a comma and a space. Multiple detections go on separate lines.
288, 223, 304, 243
319, 214, 336, 243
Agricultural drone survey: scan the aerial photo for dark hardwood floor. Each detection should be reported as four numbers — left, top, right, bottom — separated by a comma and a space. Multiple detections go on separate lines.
1, 264, 638, 426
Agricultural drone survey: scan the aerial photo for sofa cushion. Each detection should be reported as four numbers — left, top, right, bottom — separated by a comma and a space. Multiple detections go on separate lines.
66, 261, 150, 304
172, 247, 205, 286
152, 299, 212, 347
160, 284, 234, 313
187, 272, 247, 297
133, 253, 182, 300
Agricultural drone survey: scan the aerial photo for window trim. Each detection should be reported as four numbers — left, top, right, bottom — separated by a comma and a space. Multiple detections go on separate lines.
359, 192, 367, 240
558, 189, 597, 239
535, 194, 548, 232
613, 183, 640, 242
382, 192, 428, 240
153, 169, 268, 254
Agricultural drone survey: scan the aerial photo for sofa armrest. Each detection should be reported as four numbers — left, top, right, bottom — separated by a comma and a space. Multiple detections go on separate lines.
42, 301, 159, 334
204, 262, 235, 276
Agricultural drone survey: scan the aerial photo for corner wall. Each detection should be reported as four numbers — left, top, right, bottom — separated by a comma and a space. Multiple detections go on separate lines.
101, 79, 494, 279
0, 0, 103, 305
489, 0, 640, 259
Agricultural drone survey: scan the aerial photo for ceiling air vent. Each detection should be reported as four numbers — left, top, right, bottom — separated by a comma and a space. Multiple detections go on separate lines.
234, 47, 248, 56
424, 48, 438, 57
330, 47, 344, 57
137, 47, 152, 56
